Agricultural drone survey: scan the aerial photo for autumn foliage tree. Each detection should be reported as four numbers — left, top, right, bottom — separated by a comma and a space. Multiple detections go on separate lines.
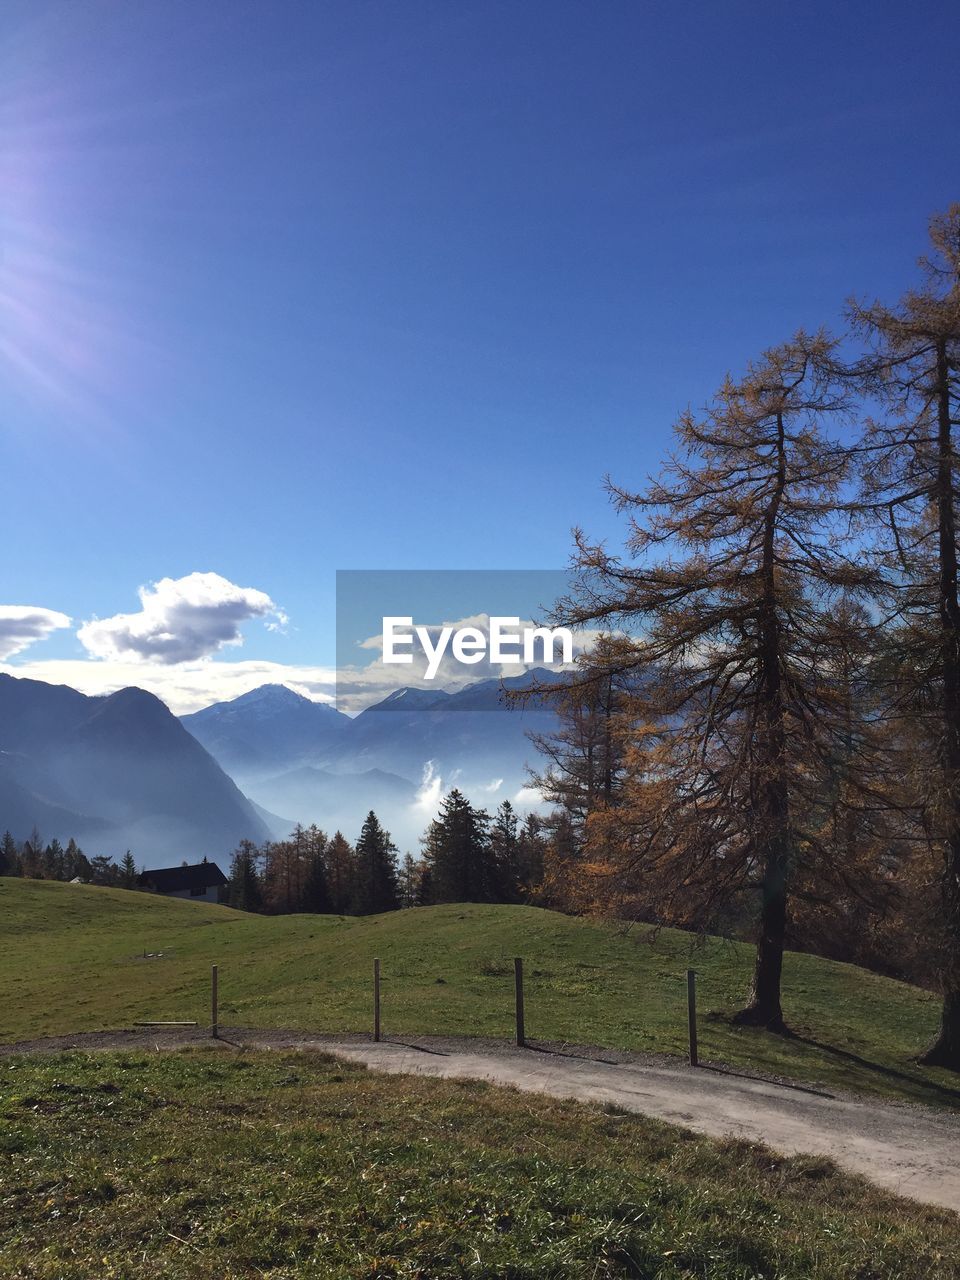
845, 205, 960, 1067
325, 830, 356, 914
525, 634, 637, 842
551, 333, 874, 1030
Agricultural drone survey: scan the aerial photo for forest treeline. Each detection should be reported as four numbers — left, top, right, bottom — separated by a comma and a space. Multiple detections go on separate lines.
0, 794, 553, 917
515, 205, 960, 1069
222, 794, 549, 916
0, 828, 138, 888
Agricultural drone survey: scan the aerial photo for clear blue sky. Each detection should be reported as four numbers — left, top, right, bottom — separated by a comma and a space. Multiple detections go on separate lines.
2, 0, 959, 705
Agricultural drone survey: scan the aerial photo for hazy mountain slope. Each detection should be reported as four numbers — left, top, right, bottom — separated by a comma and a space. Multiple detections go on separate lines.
0, 674, 93, 751
0, 753, 110, 841
186, 670, 563, 782
179, 670, 565, 849
250, 766, 418, 831
0, 674, 269, 862
343, 668, 563, 776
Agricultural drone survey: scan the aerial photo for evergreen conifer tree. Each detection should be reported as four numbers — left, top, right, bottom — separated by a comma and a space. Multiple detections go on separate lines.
353, 812, 400, 914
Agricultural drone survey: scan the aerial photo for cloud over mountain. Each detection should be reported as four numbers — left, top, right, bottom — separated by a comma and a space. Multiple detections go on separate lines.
78, 572, 286, 664
0, 605, 71, 659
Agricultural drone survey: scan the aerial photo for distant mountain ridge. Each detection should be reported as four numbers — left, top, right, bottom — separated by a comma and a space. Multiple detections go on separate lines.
181, 683, 349, 775
182, 670, 565, 849
0, 673, 270, 862
185, 669, 564, 781
0, 668, 565, 867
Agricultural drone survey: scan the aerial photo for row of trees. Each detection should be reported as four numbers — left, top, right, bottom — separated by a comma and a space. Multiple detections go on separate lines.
227, 815, 401, 916
225, 795, 550, 916
0, 828, 138, 887
0, 796, 554, 917
519, 206, 960, 1068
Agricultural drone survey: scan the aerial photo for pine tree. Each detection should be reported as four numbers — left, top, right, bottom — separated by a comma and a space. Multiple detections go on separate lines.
489, 800, 521, 902
352, 812, 400, 915
227, 840, 264, 912
120, 851, 138, 888
0, 830, 17, 876
21, 826, 43, 878
421, 790, 496, 903
43, 838, 65, 880
65, 838, 92, 883
516, 812, 546, 898
845, 205, 960, 1067
553, 333, 871, 1030
301, 828, 332, 914
89, 854, 118, 886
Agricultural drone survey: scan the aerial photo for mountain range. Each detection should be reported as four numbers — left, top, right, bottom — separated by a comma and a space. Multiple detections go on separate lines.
183, 671, 562, 846
0, 673, 271, 862
180, 683, 349, 776
0, 669, 562, 866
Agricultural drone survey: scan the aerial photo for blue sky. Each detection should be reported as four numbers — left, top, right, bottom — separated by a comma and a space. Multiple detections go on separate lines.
2, 0, 959, 711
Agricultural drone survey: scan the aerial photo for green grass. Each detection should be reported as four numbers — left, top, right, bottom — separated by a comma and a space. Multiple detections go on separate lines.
1, 878, 958, 1109
2, 1048, 958, 1279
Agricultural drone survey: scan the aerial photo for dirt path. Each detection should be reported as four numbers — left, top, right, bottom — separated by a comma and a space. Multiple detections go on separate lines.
324, 1040, 960, 1212
4, 1027, 959, 1213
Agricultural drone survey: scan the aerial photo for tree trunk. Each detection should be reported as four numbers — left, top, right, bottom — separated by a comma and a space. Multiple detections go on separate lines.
920, 339, 960, 1070
735, 411, 790, 1032
736, 852, 788, 1030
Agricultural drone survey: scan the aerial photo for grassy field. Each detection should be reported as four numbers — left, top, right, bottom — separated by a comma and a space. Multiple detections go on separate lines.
2, 1047, 959, 1279
1, 878, 958, 1109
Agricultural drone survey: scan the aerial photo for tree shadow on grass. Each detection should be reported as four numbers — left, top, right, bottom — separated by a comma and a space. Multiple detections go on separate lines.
781, 1029, 960, 1110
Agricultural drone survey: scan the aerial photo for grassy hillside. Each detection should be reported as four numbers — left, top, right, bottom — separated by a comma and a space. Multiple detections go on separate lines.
1, 878, 957, 1108
3, 1048, 958, 1279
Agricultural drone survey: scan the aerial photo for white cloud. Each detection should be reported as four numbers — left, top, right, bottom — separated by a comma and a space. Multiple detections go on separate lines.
78, 572, 286, 664
0, 606, 71, 659
411, 761, 444, 816
513, 786, 544, 808
0, 657, 337, 716
0, 601, 609, 719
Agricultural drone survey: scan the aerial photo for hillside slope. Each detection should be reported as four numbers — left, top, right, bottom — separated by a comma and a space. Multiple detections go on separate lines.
0, 673, 269, 860
1, 879, 957, 1108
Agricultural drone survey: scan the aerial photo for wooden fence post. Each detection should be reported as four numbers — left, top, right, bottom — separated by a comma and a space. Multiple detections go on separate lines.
211, 964, 219, 1040
687, 968, 698, 1067
374, 957, 381, 1043
514, 957, 525, 1047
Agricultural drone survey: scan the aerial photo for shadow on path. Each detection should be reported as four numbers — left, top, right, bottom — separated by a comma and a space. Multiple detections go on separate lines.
389, 1040, 450, 1057
786, 1031, 960, 1108
525, 1042, 621, 1066
699, 1061, 835, 1099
